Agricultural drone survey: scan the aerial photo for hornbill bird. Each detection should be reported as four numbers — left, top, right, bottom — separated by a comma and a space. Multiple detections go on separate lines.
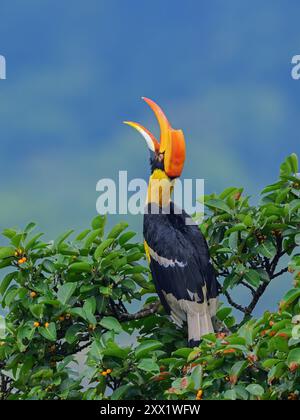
124, 98, 220, 346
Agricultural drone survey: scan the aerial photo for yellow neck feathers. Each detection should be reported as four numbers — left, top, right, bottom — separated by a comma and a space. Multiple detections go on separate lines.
147, 169, 174, 207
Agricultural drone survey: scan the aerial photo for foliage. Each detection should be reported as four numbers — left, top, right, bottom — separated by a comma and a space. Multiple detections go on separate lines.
0, 154, 299, 400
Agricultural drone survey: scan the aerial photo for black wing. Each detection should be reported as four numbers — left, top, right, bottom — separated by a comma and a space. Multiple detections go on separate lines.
143, 202, 220, 318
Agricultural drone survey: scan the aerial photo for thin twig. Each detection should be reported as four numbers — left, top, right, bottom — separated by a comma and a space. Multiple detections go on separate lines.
240, 281, 256, 296
223, 290, 247, 314
271, 267, 289, 279
119, 301, 160, 321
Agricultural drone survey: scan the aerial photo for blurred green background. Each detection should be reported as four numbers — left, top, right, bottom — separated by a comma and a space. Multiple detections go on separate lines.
0, 0, 299, 314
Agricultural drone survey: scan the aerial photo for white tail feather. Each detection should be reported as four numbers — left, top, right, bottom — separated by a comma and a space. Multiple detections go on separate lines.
187, 310, 214, 343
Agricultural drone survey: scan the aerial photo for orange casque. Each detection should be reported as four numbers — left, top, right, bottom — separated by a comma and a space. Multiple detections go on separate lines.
124, 97, 186, 179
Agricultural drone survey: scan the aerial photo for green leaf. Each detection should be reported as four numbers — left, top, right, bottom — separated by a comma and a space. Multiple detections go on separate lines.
11, 234, 23, 248
30, 304, 44, 319
216, 307, 232, 321
25, 233, 44, 250
2, 228, 17, 239
83, 298, 97, 325
287, 348, 300, 366
205, 199, 232, 214
219, 187, 239, 200
258, 241, 276, 259
135, 340, 163, 360
24, 222, 36, 233
54, 230, 74, 247
107, 222, 129, 239
172, 348, 192, 359
230, 360, 247, 381
281, 288, 300, 309
224, 390, 237, 400
0, 272, 16, 296
261, 359, 281, 370
91, 215, 106, 230
94, 239, 114, 260
42, 259, 56, 273
269, 336, 289, 353
111, 384, 132, 401
225, 224, 246, 236
84, 229, 102, 248
245, 384, 264, 397
287, 153, 298, 174
102, 342, 130, 359
0, 247, 15, 259
57, 283, 77, 305
245, 270, 261, 288
137, 358, 160, 374
295, 233, 300, 246
65, 324, 83, 345
84, 297, 96, 315
191, 365, 203, 389
69, 262, 92, 273
118, 231, 136, 246
75, 229, 91, 241
229, 231, 238, 250
100, 316, 123, 333
39, 323, 57, 341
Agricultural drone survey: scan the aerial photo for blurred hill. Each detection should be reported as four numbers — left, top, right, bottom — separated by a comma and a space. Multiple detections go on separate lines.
0, 0, 299, 314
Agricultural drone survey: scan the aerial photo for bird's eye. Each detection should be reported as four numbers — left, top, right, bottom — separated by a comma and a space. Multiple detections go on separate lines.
158, 153, 164, 162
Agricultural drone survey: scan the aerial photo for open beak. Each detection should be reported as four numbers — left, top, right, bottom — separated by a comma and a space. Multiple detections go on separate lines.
124, 97, 186, 178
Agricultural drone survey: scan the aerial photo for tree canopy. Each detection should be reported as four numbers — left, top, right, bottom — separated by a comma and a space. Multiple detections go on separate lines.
0, 154, 299, 400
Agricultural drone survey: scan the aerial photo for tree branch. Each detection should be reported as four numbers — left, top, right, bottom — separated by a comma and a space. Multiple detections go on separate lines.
223, 290, 247, 313
240, 280, 256, 296
119, 301, 160, 321
272, 266, 289, 279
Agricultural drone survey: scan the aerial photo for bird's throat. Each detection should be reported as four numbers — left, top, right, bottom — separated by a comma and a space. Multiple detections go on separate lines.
146, 169, 174, 207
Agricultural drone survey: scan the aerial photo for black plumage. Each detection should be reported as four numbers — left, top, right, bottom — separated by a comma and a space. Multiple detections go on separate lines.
144, 202, 220, 346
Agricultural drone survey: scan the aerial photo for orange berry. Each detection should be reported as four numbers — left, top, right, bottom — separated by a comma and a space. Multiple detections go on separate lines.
289, 362, 299, 373
34, 322, 40, 328
153, 372, 170, 382
106, 369, 112, 374
44, 322, 50, 328
30, 291, 37, 298
247, 353, 258, 363
59, 316, 65, 322
196, 389, 203, 400
101, 371, 108, 376
229, 375, 238, 385
277, 332, 288, 339
223, 348, 236, 354
180, 377, 188, 389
